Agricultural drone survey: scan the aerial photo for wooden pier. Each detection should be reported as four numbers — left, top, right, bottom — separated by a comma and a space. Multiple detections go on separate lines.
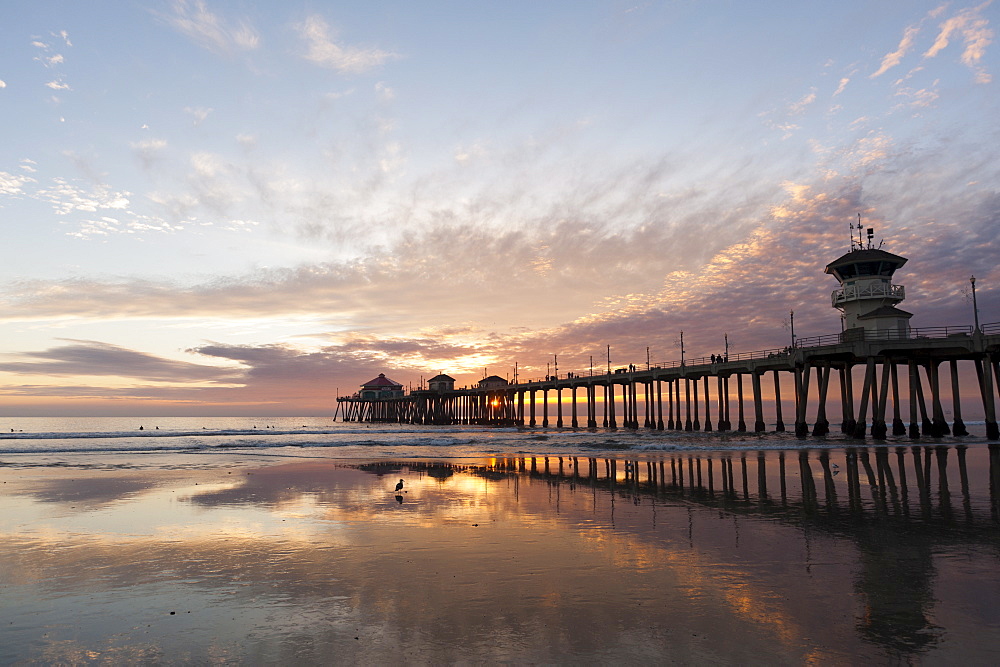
336, 324, 1000, 440
336, 231, 999, 440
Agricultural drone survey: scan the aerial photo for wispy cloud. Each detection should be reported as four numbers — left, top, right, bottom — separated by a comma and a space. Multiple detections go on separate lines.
374, 81, 395, 101
0, 171, 36, 196
0, 339, 239, 383
34, 178, 130, 216
789, 88, 817, 115
32, 33, 68, 68
872, 25, 921, 78
0, 163, 259, 239
131, 138, 168, 171
296, 15, 399, 73
157, 0, 260, 53
869, 3, 994, 84
39, 53, 64, 67
32, 32, 71, 92
68, 213, 188, 239
183, 106, 213, 125
924, 1, 994, 83
894, 86, 940, 108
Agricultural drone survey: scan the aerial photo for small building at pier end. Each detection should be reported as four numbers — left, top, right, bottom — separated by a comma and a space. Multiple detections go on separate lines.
825, 224, 912, 337
427, 374, 456, 392
359, 373, 404, 400
478, 375, 509, 390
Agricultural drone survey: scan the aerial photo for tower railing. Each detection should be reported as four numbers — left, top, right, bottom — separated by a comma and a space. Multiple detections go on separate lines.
831, 282, 904, 306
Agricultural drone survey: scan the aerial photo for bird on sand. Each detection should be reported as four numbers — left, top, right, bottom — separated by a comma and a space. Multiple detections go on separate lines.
394, 479, 404, 493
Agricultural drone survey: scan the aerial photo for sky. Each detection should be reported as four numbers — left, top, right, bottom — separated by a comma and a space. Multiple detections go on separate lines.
0, 0, 997, 416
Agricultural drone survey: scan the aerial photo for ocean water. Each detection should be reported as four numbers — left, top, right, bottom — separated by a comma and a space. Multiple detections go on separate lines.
1, 415, 996, 465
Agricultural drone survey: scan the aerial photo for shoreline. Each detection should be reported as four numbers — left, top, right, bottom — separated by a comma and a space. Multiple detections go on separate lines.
0, 418, 997, 467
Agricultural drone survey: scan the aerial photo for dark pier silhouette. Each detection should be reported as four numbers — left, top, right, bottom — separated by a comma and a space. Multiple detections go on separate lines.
337, 227, 1000, 441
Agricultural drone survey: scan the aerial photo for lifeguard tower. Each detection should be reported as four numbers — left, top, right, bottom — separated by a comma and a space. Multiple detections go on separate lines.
825, 219, 912, 338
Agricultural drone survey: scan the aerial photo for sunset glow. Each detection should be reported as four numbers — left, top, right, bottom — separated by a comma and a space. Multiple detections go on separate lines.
0, 1, 996, 415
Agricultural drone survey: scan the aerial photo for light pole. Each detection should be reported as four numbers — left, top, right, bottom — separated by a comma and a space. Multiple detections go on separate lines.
589, 355, 593, 376
554, 354, 558, 380
789, 309, 796, 347
724, 333, 729, 362
679, 331, 685, 366
971, 275, 981, 332
607, 344, 611, 374
646, 346, 650, 370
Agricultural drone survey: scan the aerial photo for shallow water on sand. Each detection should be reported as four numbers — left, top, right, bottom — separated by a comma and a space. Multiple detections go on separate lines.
1, 442, 999, 663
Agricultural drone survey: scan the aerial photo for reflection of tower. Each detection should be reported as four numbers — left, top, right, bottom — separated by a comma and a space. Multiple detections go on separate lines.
825, 220, 912, 336
853, 525, 941, 657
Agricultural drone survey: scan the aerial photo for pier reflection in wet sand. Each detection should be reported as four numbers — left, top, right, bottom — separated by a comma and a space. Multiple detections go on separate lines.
2, 445, 1000, 663
510, 444, 1000, 657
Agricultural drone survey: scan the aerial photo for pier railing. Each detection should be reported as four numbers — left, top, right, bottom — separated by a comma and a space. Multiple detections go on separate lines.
794, 325, 973, 348
517, 325, 985, 384
341, 322, 996, 393
651, 347, 795, 368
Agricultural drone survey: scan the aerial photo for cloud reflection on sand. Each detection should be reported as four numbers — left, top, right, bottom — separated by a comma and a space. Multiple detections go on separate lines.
22, 475, 160, 507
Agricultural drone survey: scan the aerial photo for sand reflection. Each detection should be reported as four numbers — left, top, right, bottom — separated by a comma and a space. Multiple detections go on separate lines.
2, 446, 1000, 663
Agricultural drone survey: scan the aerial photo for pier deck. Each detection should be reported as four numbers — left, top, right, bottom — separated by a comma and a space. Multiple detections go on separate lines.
336, 324, 1000, 441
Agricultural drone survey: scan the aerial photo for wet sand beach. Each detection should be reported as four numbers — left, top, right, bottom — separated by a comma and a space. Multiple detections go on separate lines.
2, 444, 1000, 664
